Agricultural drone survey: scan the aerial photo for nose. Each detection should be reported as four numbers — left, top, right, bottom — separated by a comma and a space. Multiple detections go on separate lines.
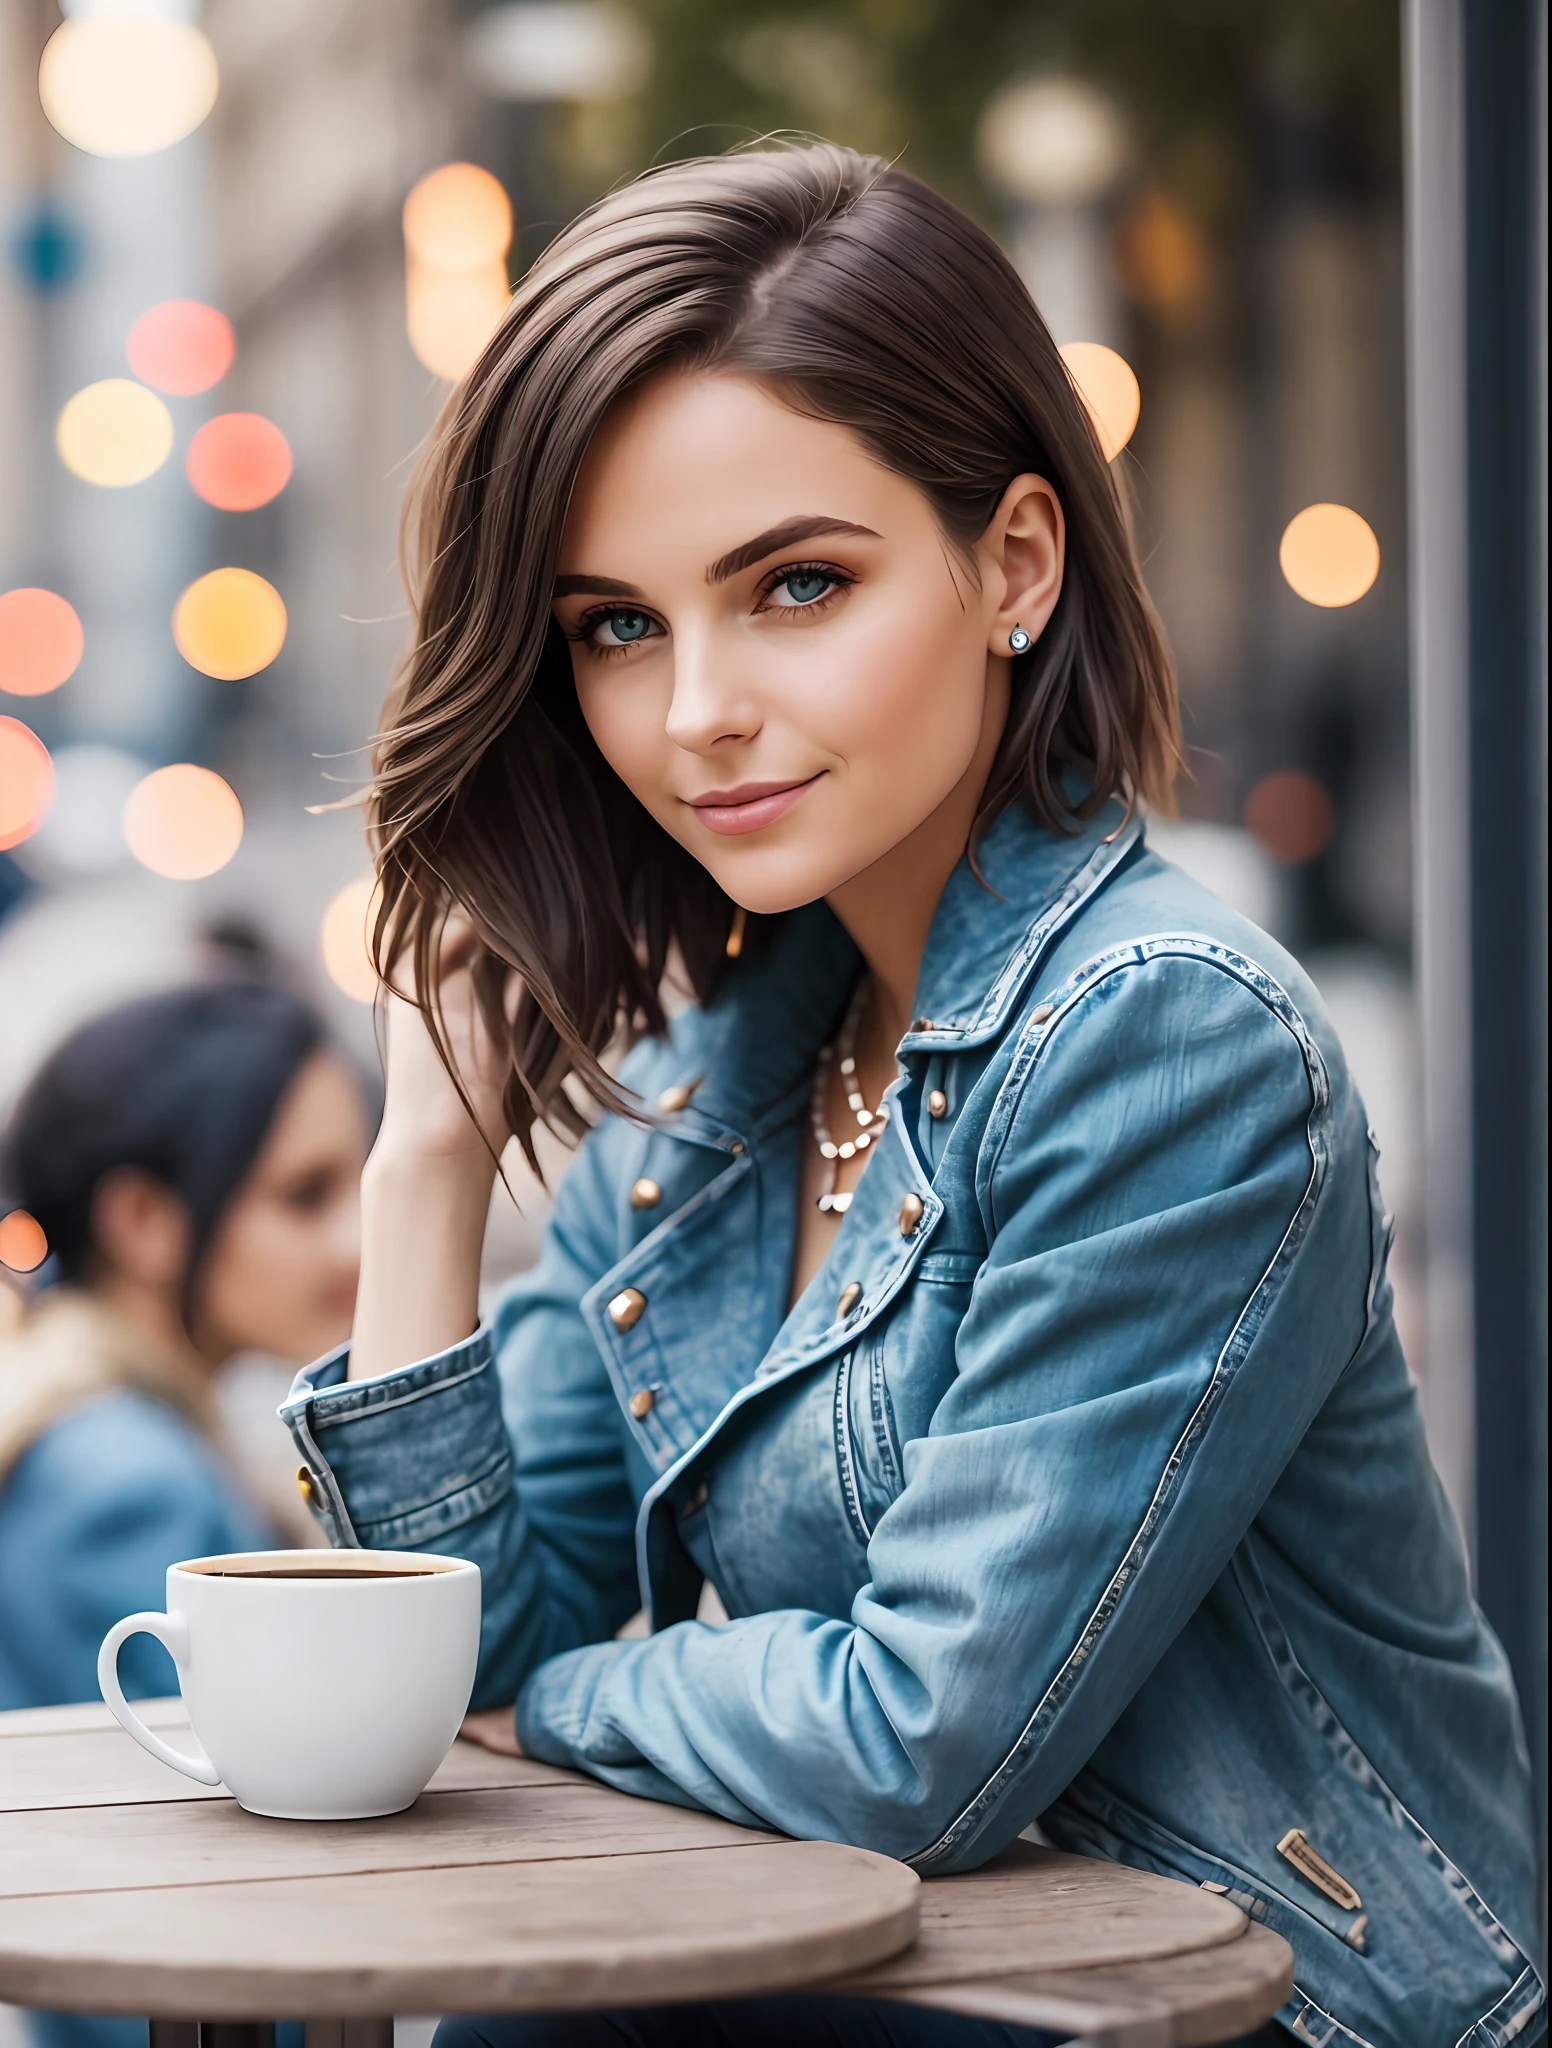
663, 622, 761, 755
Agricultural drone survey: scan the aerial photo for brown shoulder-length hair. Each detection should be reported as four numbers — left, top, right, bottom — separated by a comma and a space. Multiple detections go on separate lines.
371, 143, 1179, 1168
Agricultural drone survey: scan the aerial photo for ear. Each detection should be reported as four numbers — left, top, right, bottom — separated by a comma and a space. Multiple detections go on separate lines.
90, 1168, 194, 1291
980, 474, 1065, 658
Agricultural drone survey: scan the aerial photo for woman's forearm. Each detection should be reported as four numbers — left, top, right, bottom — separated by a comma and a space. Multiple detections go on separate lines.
348, 1141, 497, 1379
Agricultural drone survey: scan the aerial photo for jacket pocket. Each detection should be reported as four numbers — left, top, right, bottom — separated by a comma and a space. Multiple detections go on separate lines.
833, 1335, 904, 1545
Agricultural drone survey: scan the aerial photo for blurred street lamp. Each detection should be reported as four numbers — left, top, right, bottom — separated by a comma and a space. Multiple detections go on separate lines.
56, 378, 173, 487
978, 78, 1128, 207
0, 720, 56, 852
39, 3, 219, 159
126, 299, 234, 395
0, 591, 85, 699
1279, 504, 1381, 608
321, 877, 381, 1004
403, 164, 515, 382
186, 415, 293, 513
173, 569, 288, 681
977, 75, 1128, 351
463, 4, 650, 102
1059, 342, 1141, 461
123, 763, 243, 880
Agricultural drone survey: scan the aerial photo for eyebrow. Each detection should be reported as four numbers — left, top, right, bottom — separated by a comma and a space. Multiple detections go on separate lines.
551, 515, 881, 604
552, 573, 642, 599
707, 515, 881, 584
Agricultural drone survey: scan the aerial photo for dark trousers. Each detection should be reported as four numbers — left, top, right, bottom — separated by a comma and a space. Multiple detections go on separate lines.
433, 2000, 1290, 2046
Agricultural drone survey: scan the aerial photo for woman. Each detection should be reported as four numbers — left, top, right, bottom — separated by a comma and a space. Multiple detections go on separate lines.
281, 148, 1540, 2048
0, 980, 368, 1714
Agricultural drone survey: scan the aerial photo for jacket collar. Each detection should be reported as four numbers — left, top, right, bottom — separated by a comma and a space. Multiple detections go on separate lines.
904, 794, 1139, 1048
674, 794, 1140, 1136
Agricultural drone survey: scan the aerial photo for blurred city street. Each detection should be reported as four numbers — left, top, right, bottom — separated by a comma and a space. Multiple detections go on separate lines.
0, 0, 1544, 1926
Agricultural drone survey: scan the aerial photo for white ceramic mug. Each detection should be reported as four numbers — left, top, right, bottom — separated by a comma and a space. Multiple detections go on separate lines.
98, 1549, 481, 1820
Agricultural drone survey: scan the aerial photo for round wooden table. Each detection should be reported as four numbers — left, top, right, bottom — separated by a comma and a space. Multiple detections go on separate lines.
0, 1700, 1291, 2044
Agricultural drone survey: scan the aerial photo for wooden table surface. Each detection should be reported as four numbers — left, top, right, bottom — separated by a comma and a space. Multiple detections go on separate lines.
0, 1701, 1291, 2044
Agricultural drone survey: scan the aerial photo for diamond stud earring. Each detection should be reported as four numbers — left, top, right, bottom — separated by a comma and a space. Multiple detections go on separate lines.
1009, 623, 1032, 654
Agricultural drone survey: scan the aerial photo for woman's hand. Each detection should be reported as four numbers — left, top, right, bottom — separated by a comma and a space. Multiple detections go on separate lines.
349, 921, 515, 1381
460, 1706, 524, 1757
376, 920, 513, 1165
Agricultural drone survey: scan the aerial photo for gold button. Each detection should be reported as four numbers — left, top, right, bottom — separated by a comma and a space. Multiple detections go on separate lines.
608, 1286, 647, 1331
729, 1140, 745, 1155
629, 1388, 656, 1419
296, 1465, 315, 1505
837, 1281, 862, 1320
630, 1177, 662, 1210
1032, 1002, 1054, 1025
656, 1079, 700, 1114
898, 1193, 924, 1236
928, 1089, 948, 1119
910, 1017, 934, 1033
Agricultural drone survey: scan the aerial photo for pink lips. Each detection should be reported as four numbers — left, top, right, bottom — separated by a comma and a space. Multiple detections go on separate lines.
687, 775, 822, 836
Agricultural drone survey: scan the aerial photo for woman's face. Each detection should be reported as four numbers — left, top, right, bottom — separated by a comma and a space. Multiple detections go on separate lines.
554, 373, 1056, 914
193, 1052, 367, 1366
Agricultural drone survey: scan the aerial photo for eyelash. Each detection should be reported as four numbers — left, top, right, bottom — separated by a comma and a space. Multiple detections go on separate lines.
568, 561, 855, 658
755, 560, 854, 618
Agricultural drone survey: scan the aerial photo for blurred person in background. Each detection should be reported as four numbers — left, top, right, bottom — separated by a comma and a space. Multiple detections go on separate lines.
0, 981, 368, 1721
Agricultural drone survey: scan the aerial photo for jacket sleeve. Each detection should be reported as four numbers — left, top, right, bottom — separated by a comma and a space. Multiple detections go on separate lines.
281, 1120, 643, 1711
514, 952, 1358, 1865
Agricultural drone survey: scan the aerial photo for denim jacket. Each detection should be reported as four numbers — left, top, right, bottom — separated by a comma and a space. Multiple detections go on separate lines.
284, 800, 1541, 2048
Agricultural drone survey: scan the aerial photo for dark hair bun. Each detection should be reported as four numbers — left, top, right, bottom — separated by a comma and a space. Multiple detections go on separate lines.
2, 982, 324, 1287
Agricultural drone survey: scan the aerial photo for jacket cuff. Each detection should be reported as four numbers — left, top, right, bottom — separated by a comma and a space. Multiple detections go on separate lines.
279, 1328, 512, 1552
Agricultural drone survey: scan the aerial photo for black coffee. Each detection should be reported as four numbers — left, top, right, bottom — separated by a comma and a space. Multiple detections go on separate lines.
204, 1566, 441, 1579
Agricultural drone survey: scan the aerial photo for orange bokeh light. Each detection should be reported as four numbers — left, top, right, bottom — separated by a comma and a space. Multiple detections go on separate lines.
0, 588, 84, 696
1059, 341, 1141, 460
0, 717, 56, 849
321, 877, 382, 1003
173, 568, 287, 680
186, 414, 293, 511
123, 763, 243, 879
403, 164, 513, 382
403, 164, 512, 267
1279, 503, 1380, 607
1243, 770, 1336, 866
406, 259, 511, 381
0, 1209, 49, 1274
126, 300, 235, 395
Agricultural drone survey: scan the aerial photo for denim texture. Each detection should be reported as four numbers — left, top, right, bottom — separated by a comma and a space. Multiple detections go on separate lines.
284, 800, 1542, 2048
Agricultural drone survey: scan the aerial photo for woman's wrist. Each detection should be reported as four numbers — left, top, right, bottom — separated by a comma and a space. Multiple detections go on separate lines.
349, 1142, 497, 1381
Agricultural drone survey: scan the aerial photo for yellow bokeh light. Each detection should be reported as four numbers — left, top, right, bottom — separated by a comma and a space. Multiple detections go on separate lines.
1279, 504, 1380, 607
39, 16, 218, 158
403, 164, 513, 267
173, 569, 287, 680
57, 379, 173, 488
321, 877, 382, 1003
406, 258, 511, 381
123, 764, 243, 880
1059, 342, 1141, 461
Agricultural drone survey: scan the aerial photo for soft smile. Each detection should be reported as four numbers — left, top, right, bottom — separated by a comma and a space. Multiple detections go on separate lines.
687, 775, 824, 835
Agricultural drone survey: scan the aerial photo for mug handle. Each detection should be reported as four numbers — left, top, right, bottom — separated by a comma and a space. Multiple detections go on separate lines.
97, 1612, 222, 1786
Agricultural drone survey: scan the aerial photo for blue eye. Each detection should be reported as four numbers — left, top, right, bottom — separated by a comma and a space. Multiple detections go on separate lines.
593, 609, 656, 646
776, 570, 833, 606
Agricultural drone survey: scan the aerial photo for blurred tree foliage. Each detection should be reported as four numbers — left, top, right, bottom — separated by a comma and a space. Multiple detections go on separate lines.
548, 0, 1400, 247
